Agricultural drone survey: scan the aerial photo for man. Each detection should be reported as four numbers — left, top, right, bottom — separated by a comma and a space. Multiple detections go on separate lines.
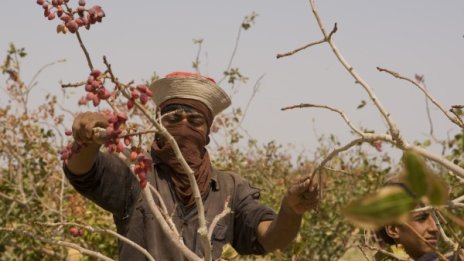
376, 183, 462, 261
64, 72, 319, 260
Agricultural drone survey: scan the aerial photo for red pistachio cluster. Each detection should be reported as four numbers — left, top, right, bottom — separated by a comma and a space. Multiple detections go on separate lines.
36, 0, 105, 34
60, 136, 82, 165
78, 69, 111, 106
103, 111, 128, 153
104, 114, 153, 188
127, 84, 153, 109
132, 150, 152, 188
69, 226, 84, 237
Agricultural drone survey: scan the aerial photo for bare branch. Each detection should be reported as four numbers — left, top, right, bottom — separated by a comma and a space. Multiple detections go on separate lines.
308, 0, 402, 143
142, 186, 201, 261
75, 31, 94, 71
433, 212, 458, 250
407, 145, 464, 179
282, 103, 364, 136
377, 67, 464, 128
240, 74, 265, 124
61, 81, 86, 88
149, 184, 177, 232
276, 23, 337, 59
27, 59, 66, 91
218, 13, 256, 85
208, 197, 231, 240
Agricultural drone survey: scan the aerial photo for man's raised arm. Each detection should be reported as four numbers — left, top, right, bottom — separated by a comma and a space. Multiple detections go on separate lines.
66, 112, 108, 175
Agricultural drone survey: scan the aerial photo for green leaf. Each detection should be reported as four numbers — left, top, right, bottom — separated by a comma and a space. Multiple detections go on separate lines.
401, 151, 448, 206
343, 186, 417, 229
402, 151, 428, 197
425, 173, 448, 205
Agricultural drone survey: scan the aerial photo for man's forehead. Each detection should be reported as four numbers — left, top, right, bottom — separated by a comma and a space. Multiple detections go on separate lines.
161, 104, 201, 114
409, 208, 433, 218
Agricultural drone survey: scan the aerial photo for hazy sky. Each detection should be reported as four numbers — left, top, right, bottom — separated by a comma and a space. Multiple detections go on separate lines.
1, 1, 463, 160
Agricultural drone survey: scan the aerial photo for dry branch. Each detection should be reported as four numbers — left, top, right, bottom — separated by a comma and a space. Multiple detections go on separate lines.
377, 67, 464, 129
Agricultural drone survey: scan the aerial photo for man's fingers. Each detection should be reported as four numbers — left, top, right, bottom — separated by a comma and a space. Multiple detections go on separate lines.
290, 180, 317, 198
71, 112, 108, 144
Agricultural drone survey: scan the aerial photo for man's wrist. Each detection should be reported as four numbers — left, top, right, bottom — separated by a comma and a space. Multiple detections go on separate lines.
280, 195, 303, 218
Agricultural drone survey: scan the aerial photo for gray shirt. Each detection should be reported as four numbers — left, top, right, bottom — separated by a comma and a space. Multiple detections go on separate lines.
65, 152, 276, 260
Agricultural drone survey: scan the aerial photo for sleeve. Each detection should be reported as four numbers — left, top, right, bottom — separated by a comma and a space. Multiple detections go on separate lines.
64, 152, 140, 218
231, 176, 277, 255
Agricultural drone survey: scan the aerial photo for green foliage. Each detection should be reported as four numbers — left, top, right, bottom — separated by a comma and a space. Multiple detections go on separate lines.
223, 68, 249, 85
241, 11, 258, 31
343, 151, 450, 232
402, 151, 448, 205
343, 186, 416, 229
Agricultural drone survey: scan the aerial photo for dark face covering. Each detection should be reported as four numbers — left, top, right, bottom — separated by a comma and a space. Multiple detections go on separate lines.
151, 99, 213, 207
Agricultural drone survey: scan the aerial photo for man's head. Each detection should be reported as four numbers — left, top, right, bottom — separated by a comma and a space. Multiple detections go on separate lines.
376, 183, 439, 260
149, 73, 230, 204
150, 72, 231, 126
150, 72, 231, 145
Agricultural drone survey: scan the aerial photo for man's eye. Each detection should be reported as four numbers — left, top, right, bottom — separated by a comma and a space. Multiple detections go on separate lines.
165, 114, 182, 123
414, 213, 430, 222
188, 116, 205, 126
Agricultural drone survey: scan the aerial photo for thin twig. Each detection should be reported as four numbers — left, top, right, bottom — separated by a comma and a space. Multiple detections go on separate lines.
240, 74, 265, 124
282, 103, 364, 136
218, 19, 245, 85
192, 39, 203, 74
61, 81, 86, 88
276, 23, 337, 59
377, 67, 464, 128
75, 31, 94, 71
433, 211, 458, 249
59, 172, 65, 225
27, 59, 66, 91
357, 245, 372, 261
208, 197, 231, 240
149, 184, 177, 232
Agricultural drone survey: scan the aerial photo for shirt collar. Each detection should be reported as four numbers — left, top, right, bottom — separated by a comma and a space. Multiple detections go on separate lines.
211, 168, 219, 191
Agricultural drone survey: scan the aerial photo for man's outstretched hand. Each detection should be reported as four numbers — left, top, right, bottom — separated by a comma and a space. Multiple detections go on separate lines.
283, 175, 319, 215
72, 111, 109, 145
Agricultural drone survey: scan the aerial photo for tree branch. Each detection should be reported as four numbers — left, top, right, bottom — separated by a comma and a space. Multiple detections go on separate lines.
276, 23, 337, 59
377, 67, 464, 128
282, 103, 364, 136
208, 197, 231, 240
142, 186, 201, 261
308, 0, 402, 143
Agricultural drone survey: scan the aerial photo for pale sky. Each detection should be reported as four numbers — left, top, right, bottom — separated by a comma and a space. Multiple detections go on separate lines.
1, 1, 463, 161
